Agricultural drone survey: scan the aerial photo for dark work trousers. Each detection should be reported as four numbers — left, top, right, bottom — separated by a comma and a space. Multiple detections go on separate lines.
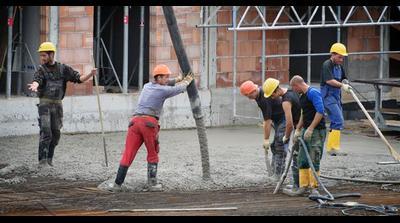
37, 102, 63, 162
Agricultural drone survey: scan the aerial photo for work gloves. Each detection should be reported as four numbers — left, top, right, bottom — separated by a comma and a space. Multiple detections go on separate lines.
304, 127, 314, 141
293, 128, 302, 144
341, 83, 352, 93
174, 74, 183, 83
263, 139, 270, 151
179, 72, 195, 86
282, 135, 290, 144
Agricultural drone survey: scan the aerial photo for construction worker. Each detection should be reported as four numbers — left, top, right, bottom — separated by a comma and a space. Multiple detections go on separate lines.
240, 80, 286, 181
285, 75, 327, 196
321, 43, 352, 156
28, 42, 97, 168
262, 78, 301, 190
105, 64, 194, 192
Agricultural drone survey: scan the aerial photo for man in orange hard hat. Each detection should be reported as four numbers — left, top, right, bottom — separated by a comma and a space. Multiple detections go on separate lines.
240, 80, 287, 181
28, 42, 97, 168
104, 64, 194, 192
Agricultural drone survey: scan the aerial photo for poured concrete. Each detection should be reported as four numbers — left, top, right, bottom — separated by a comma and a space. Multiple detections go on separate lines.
0, 124, 399, 192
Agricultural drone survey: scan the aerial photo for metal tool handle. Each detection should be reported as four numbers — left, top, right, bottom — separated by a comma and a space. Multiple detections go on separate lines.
343, 80, 400, 161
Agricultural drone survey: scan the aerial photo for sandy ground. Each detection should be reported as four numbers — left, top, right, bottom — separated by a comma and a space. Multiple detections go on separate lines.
0, 121, 399, 192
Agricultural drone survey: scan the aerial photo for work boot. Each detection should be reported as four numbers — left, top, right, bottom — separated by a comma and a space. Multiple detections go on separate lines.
47, 158, 53, 167
328, 150, 347, 156
38, 159, 49, 169
104, 182, 122, 193
282, 187, 308, 196
310, 188, 320, 197
145, 163, 163, 192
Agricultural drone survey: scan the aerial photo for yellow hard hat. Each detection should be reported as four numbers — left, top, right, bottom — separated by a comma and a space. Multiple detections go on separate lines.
330, 43, 347, 56
38, 42, 56, 52
263, 78, 280, 98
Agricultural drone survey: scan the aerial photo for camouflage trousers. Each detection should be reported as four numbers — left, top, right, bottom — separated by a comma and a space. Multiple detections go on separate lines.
270, 119, 287, 177
298, 128, 327, 171
37, 102, 63, 162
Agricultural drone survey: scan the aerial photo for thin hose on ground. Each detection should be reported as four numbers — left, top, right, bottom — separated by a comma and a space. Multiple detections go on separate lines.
320, 175, 400, 184
299, 138, 335, 201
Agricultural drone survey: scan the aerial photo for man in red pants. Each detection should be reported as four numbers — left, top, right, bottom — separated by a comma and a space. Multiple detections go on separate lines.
106, 64, 194, 192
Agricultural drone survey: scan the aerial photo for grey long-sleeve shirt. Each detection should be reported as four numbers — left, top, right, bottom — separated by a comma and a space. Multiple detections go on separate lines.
134, 80, 187, 118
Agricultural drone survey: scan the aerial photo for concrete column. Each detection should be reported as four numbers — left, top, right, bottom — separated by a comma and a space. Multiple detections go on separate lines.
123, 6, 129, 93
49, 6, 58, 60
6, 6, 13, 99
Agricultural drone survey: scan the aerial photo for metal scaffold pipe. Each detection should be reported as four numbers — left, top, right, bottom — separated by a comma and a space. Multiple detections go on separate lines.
162, 6, 211, 180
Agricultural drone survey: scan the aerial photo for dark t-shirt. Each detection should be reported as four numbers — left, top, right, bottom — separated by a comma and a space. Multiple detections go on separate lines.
255, 88, 284, 123
320, 59, 347, 86
33, 62, 82, 99
282, 89, 301, 125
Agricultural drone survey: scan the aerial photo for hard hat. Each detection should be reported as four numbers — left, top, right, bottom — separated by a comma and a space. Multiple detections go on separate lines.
263, 78, 280, 98
38, 42, 56, 52
330, 43, 348, 56
240, 80, 258, 96
152, 64, 172, 77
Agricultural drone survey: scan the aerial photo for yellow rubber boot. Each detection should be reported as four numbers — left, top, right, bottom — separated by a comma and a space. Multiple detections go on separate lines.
327, 130, 346, 156
309, 169, 320, 188
299, 168, 310, 188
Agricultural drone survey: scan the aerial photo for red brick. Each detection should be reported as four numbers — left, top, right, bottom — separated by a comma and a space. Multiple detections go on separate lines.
192, 60, 200, 74
85, 6, 94, 16
277, 39, 289, 54
282, 57, 289, 70
217, 10, 232, 24
266, 40, 278, 55
363, 26, 377, 37
248, 31, 262, 40
192, 29, 201, 44
237, 41, 253, 57
59, 17, 75, 32
75, 17, 91, 31
67, 6, 86, 17
349, 27, 364, 38
59, 33, 68, 48
73, 49, 91, 64
216, 72, 233, 88
251, 41, 263, 57
218, 58, 233, 73
237, 57, 256, 72
60, 6, 68, 17
83, 32, 93, 48
366, 37, 379, 51
237, 32, 248, 41
347, 37, 363, 52
237, 72, 253, 85
66, 33, 83, 48
186, 45, 200, 59
266, 58, 282, 70
58, 49, 74, 63
217, 41, 232, 57
170, 46, 177, 60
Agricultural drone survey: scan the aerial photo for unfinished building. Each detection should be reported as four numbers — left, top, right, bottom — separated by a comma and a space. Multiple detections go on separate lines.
0, 6, 400, 136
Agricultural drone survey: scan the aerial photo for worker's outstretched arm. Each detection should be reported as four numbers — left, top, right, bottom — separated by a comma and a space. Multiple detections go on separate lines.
263, 119, 272, 150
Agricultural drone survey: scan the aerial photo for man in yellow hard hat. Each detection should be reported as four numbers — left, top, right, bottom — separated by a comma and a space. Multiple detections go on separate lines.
320, 43, 352, 156
28, 42, 97, 168
104, 64, 194, 192
263, 77, 302, 192
240, 80, 287, 181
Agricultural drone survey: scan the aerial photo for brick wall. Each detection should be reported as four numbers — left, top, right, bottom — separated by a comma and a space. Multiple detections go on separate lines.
57, 6, 94, 96
149, 6, 201, 87
347, 8, 381, 61
216, 6, 290, 88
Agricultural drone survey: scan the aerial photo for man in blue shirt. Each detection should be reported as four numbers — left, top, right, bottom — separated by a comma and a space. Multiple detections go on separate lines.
285, 75, 327, 196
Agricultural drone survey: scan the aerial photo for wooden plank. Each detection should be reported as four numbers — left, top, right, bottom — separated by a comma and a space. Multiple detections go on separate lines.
385, 120, 400, 127
107, 207, 238, 212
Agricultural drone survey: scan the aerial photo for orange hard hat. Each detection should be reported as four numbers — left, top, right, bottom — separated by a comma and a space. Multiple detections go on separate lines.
152, 64, 172, 77
240, 80, 258, 96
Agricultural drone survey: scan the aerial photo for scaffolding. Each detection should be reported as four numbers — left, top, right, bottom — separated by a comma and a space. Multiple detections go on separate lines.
197, 6, 400, 120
